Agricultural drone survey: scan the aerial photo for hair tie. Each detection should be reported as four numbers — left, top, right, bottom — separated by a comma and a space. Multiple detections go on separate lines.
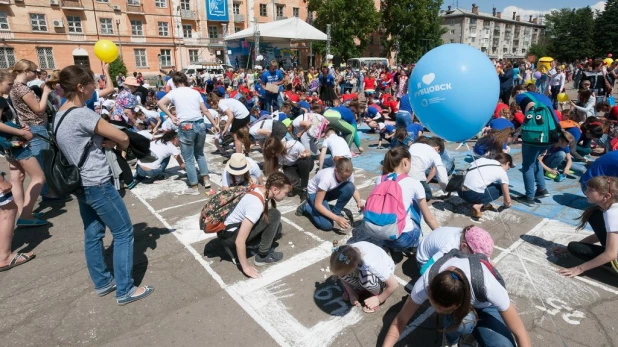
589, 122, 603, 126
332, 246, 339, 253
450, 272, 460, 281
338, 253, 350, 265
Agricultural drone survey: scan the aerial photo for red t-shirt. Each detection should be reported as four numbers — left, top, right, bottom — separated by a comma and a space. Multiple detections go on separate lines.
229, 90, 238, 99
554, 109, 563, 121
380, 94, 393, 105
493, 103, 509, 119
342, 93, 358, 102
384, 100, 398, 113
285, 91, 300, 102
513, 111, 525, 125
364, 78, 377, 90
609, 105, 618, 121
239, 85, 249, 95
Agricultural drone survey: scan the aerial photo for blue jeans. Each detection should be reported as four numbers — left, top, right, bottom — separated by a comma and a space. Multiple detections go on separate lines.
521, 143, 549, 199
543, 150, 565, 169
263, 92, 278, 112
458, 183, 502, 205
179, 121, 208, 186
395, 110, 413, 130
444, 306, 516, 346
135, 157, 171, 180
29, 125, 50, 196
383, 228, 421, 251
303, 181, 355, 231
75, 181, 136, 299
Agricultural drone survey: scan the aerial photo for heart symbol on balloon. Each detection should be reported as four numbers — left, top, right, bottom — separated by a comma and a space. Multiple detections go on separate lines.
422, 73, 435, 85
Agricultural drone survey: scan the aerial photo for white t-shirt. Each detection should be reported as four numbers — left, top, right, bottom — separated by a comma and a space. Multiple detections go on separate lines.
136, 105, 160, 120
161, 118, 178, 132
373, 174, 426, 233
221, 157, 263, 188
138, 139, 180, 170
292, 113, 309, 131
408, 143, 448, 188
416, 227, 463, 265
604, 203, 618, 232
410, 257, 510, 311
463, 158, 508, 193
165, 87, 203, 122
307, 167, 355, 195
322, 134, 352, 158
351, 241, 395, 282
280, 139, 306, 166
224, 187, 265, 231
166, 78, 176, 90
218, 98, 250, 120
249, 119, 274, 139
203, 109, 219, 125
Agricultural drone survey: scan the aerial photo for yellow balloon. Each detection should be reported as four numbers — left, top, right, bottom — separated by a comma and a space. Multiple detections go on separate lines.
94, 40, 119, 63
557, 93, 569, 103
561, 65, 566, 69
604, 58, 614, 66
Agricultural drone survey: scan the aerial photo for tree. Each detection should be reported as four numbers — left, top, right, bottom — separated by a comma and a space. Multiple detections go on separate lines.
307, 0, 380, 60
109, 56, 127, 87
380, 0, 445, 63
527, 40, 549, 60
593, 0, 618, 57
544, 7, 595, 61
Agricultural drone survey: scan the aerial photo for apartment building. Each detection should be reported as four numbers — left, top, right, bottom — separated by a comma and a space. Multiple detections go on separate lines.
0, 0, 309, 75
441, 4, 545, 60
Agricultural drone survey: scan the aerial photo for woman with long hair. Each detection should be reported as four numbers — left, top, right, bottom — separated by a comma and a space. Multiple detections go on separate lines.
263, 136, 313, 200
52, 65, 153, 305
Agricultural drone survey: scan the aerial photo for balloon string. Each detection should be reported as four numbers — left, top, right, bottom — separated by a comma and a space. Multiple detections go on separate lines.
465, 147, 569, 347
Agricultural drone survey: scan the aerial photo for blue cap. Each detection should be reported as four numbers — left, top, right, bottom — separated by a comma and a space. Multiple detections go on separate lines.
298, 101, 310, 110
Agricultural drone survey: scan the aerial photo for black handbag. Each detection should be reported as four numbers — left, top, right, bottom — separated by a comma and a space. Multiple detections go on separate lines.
444, 164, 502, 193
37, 107, 93, 196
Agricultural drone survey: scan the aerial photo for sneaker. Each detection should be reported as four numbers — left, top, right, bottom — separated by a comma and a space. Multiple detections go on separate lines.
200, 177, 212, 189
16, 218, 49, 227
544, 171, 557, 180
126, 180, 139, 190
183, 187, 200, 196
514, 195, 536, 205
535, 189, 550, 198
555, 174, 566, 182
254, 250, 284, 266
96, 282, 117, 297
296, 200, 307, 216
116, 286, 154, 306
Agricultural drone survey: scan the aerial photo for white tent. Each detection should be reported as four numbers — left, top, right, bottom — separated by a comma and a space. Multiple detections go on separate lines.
224, 17, 327, 42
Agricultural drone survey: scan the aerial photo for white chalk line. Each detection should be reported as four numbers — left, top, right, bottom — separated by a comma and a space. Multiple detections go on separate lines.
398, 306, 436, 341
156, 198, 208, 213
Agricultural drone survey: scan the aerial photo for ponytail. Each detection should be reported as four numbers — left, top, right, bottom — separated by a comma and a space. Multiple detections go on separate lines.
263, 172, 291, 223
263, 137, 286, 175
429, 268, 472, 332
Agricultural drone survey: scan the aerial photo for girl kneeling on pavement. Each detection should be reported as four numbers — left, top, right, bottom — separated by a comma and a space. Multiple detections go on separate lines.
384, 259, 531, 347
128, 131, 184, 189
218, 172, 292, 278
458, 153, 514, 220
330, 241, 398, 313
296, 158, 364, 231
221, 153, 264, 190
263, 137, 313, 201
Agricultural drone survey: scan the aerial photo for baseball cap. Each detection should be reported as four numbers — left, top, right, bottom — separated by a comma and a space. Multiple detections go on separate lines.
463, 226, 494, 259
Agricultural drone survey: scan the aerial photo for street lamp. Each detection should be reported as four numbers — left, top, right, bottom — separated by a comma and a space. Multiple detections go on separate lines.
115, 19, 123, 57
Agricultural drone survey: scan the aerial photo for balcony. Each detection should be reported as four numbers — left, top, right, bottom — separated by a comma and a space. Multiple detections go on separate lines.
127, 2, 145, 15
61, 0, 84, 9
0, 0, 9, 4
234, 14, 245, 22
208, 38, 225, 47
181, 9, 196, 20
131, 36, 146, 43
183, 37, 210, 46
276, 16, 287, 21
67, 33, 87, 41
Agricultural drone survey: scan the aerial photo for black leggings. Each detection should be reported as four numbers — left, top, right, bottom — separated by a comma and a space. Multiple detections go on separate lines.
567, 208, 608, 262
283, 157, 314, 191
219, 208, 282, 255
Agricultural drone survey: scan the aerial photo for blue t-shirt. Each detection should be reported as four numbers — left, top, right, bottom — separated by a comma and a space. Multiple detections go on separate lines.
548, 144, 570, 155
380, 125, 396, 139
399, 94, 413, 113
489, 118, 515, 131
367, 106, 380, 118
333, 106, 356, 125
260, 69, 284, 93
156, 91, 167, 100
581, 151, 618, 187
407, 123, 424, 140
320, 73, 335, 87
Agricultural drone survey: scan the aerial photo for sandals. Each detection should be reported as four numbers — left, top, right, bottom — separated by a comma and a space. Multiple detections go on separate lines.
0, 253, 36, 272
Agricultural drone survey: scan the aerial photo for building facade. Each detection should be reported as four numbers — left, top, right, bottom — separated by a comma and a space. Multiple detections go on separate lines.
0, 0, 310, 75
440, 4, 545, 60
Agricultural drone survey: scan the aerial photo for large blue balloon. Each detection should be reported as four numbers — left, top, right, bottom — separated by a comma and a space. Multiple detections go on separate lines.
408, 44, 499, 142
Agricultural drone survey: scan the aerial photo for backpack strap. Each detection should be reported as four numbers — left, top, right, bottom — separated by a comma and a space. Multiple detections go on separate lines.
52, 107, 95, 169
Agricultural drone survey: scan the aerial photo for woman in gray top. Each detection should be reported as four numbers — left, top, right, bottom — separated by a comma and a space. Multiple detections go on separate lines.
53, 65, 153, 305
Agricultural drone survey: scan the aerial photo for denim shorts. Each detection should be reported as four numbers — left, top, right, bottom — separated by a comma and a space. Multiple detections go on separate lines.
5, 146, 34, 161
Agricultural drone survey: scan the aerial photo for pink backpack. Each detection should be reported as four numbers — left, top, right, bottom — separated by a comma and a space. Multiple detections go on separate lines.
363, 173, 410, 241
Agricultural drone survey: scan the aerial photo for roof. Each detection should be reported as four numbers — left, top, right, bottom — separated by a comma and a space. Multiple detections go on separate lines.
224, 17, 328, 42
441, 8, 546, 27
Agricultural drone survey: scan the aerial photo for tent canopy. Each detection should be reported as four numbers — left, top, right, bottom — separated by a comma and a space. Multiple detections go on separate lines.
224, 17, 327, 42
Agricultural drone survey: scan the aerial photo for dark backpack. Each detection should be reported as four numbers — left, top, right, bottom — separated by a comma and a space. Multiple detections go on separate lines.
428, 248, 505, 302
199, 184, 264, 234
520, 92, 561, 145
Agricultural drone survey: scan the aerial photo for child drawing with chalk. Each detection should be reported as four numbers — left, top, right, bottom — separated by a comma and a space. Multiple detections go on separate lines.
329, 240, 398, 313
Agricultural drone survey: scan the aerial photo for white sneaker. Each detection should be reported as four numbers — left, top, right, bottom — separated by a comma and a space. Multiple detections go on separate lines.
183, 187, 200, 196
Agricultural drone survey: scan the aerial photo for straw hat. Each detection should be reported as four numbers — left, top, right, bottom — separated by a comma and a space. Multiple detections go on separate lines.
225, 153, 250, 176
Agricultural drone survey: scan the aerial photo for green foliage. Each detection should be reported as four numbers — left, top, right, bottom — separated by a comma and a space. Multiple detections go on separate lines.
109, 56, 127, 87
527, 40, 549, 60
380, 0, 445, 63
593, 0, 618, 57
544, 7, 595, 62
307, 0, 381, 60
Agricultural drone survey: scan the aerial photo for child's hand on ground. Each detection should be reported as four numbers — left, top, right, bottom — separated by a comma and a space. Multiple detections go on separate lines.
364, 296, 380, 310
242, 265, 261, 279
335, 216, 350, 229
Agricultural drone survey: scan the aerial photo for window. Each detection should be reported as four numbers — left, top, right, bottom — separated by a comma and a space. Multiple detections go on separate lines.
208, 25, 218, 38
0, 47, 15, 69
158, 22, 169, 36
131, 20, 143, 36
276, 5, 284, 17
155, 0, 167, 7
183, 24, 192, 38
128, 0, 140, 5
449, 29, 455, 35
450, 20, 454, 25
96, 0, 109, 2
259, 4, 267, 17
470, 37, 475, 42
100, 18, 113, 34
235, 26, 241, 32
470, 18, 477, 24
293, 7, 299, 17
521, 48, 526, 53
134, 49, 147, 67
160, 49, 172, 67
36, 47, 55, 69
30, 14, 47, 32
189, 49, 199, 64
233, 3, 240, 14
0, 12, 8, 31
67, 16, 82, 33
449, 39, 455, 43
180, 0, 190, 10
